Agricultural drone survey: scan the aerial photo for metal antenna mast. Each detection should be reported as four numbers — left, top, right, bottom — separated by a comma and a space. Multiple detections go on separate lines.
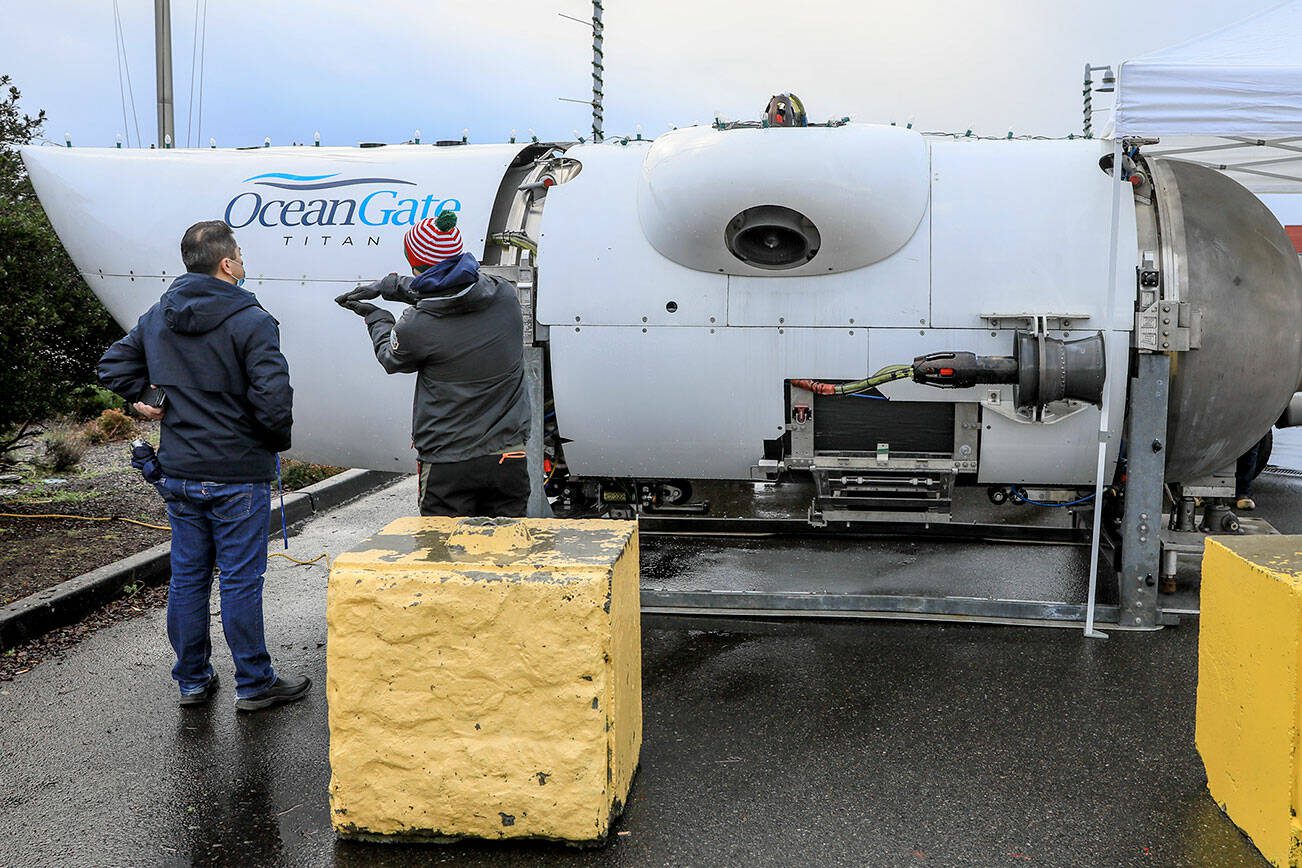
155, 0, 175, 147
1082, 62, 1115, 140
558, 1, 604, 142
591, 0, 603, 142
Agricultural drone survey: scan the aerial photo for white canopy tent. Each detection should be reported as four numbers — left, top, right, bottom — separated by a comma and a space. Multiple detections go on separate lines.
1106, 0, 1302, 196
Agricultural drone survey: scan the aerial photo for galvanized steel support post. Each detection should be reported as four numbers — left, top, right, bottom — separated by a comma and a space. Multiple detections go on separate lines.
1117, 351, 1171, 628
525, 346, 552, 518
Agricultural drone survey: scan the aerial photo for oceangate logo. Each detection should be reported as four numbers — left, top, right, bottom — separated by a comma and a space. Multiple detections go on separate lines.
224, 172, 460, 230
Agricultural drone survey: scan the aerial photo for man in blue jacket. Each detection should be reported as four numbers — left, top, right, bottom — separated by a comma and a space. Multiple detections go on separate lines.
99, 220, 308, 711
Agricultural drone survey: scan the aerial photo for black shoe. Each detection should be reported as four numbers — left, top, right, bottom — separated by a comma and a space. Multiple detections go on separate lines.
179, 673, 220, 706
234, 674, 311, 712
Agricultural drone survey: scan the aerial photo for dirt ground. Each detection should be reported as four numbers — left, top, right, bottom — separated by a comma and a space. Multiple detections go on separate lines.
0, 420, 342, 608
0, 422, 170, 607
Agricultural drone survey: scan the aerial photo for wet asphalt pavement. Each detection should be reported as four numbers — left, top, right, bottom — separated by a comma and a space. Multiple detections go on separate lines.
3, 473, 1300, 867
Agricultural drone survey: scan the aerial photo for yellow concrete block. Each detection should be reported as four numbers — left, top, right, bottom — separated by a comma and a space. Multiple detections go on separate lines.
1197, 535, 1302, 867
326, 517, 641, 844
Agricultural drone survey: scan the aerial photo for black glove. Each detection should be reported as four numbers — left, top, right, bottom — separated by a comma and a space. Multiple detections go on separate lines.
334, 292, 381, 318
377, 273, 416, 303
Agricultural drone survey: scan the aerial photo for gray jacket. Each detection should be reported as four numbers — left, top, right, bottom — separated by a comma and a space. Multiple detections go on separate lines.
363, 255, 530, 463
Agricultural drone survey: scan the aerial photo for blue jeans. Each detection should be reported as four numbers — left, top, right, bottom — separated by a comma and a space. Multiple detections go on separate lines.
156, 477, 275, 698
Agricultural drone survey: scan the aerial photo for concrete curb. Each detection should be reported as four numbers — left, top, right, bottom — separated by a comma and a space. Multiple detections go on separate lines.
0, 469, 403, 650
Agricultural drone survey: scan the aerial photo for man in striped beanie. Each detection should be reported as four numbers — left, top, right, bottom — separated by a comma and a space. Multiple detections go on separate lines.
404, 210, 464, 268
335, 211, 533, 516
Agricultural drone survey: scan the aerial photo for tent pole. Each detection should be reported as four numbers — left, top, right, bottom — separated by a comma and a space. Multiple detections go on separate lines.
1083, 136, 1124, 640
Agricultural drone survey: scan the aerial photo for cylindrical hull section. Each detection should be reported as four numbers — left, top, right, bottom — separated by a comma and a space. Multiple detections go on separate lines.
19, 132, 1302, 489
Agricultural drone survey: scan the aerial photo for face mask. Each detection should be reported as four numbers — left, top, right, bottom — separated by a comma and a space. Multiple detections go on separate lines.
236, 277, 246, 288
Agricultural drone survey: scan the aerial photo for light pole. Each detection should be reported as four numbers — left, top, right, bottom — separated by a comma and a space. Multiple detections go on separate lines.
155, 0, 175, 148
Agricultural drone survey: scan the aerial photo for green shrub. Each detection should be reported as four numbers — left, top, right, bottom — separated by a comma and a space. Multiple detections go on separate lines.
278, 460, 344, 491
83, 408, 135, 444
68, 384, 124, 421
0, 76, 124, 461
41, 430, 87, 472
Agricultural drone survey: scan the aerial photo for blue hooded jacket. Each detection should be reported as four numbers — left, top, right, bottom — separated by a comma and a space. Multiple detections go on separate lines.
99, 272, 293, 483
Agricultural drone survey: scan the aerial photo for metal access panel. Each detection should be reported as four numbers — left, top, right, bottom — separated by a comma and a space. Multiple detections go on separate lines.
928, 139, 1138, 332
726, 208, 931, 328
550, 325, 867, 480
978, 330, 1131, 484
535, 142, 728, 328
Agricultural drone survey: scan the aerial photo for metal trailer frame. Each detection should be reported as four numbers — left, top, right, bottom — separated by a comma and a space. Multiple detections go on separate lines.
632, 348, 1178, 631
1114, 352, 1170, 629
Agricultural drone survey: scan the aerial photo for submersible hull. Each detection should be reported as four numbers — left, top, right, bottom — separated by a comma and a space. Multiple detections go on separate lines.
20, 125, 1302, 487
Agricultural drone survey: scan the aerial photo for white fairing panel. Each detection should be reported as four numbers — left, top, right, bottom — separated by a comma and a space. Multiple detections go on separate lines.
550, 326, 868, 479
536, 141, 728, 327
725, 215, 930, 328
637, 125, 929, 277
22, 144, 527, 471
24, 129, 1138, 485
544, 132, 1132, 483
930, 139, 1137, 331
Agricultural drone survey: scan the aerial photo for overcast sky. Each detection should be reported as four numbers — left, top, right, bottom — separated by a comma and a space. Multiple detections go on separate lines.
1, 0, 1287, 149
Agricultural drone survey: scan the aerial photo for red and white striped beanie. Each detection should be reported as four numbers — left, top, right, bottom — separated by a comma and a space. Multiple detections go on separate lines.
403, 210, 463, 267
